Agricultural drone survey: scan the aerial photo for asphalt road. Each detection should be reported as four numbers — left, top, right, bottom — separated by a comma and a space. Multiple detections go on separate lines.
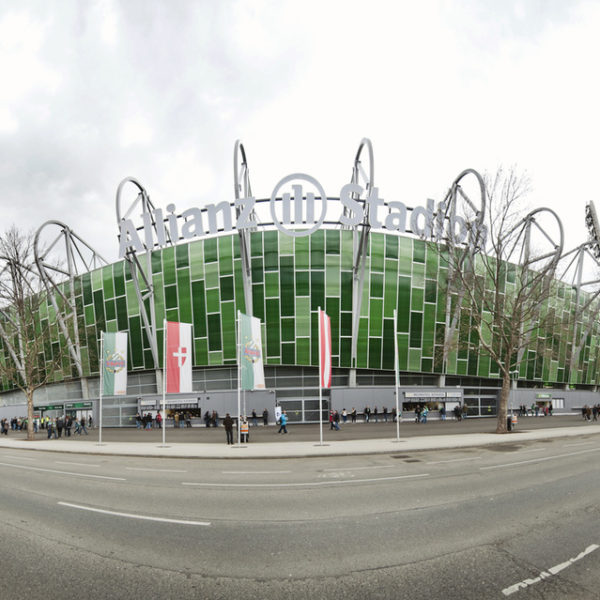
1, 426, 599, 599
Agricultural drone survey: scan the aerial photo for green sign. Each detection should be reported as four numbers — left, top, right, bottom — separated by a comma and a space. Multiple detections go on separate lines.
33, 404, 65, 411
68, 402, 93, 409
536, 393, 552, 399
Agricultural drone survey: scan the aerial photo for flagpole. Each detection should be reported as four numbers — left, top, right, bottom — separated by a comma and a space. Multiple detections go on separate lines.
318, 307, 323, 446
162, 319, 167, 446
394, 308, 400, 442
237, 310, 241, 445
98, 331, 104, 446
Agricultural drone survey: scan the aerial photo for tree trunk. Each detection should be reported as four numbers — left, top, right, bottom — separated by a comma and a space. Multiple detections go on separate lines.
26, 390, 34, 441
496, 371, 511, 434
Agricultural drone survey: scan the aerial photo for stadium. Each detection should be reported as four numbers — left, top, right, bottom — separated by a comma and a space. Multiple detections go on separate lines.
1, 139, 599, 427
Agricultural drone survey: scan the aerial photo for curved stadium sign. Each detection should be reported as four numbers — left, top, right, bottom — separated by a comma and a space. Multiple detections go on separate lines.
118, 173, 485, 258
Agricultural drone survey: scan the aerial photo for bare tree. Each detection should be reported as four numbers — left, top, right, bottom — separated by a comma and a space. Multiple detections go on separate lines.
441, 168, 563, 433
0, 227, 61, 440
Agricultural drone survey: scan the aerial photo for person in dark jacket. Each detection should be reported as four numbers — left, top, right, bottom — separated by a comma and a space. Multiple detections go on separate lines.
223, 413, 234, 445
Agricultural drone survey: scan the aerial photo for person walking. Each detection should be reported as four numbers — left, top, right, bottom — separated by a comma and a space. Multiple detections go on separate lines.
79, 416, 88, 435
364, 406, 371, 423
223, 413, 234, 445
278, 410, 288, 434
156, 412, 162, 429
240, 418, 249, 443
262, 408, 269, 426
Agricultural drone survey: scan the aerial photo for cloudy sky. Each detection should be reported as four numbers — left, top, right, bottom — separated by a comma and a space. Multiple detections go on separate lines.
1, 0, 598, 267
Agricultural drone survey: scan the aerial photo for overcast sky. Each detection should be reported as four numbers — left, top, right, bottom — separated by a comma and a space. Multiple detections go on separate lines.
1, 0, 598, 270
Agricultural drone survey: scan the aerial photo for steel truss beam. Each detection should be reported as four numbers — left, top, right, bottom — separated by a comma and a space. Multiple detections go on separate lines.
234, 140, 256, 315
116, 177, 168, 391
348, 138, 374, 383
34, 221, 109, 399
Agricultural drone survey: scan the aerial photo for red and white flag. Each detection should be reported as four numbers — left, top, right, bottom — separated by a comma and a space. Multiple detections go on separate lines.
319, 309, 331, 388
165, 321, 192, 393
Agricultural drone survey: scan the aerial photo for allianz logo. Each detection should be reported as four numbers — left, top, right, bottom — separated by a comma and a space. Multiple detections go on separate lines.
118, 173, 485, 258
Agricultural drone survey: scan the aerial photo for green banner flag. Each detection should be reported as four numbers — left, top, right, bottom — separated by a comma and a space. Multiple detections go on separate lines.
239, 313, 265, 390
102, 332, 128, 396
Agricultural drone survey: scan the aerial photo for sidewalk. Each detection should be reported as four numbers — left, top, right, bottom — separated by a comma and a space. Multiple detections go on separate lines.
1, 417, 599, 458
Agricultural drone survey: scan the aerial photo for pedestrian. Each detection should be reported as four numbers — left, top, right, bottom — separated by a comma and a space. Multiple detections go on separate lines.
223, 413, 234, 445
135, 412, 142, 429
185, 412, 192, 428
415, 405, 422, 423
174, 412, 180, 428
56, 416, 64, 439
364, 406, 371, 423
47, 419, 54, 439
252, 409, 258, 427
333, 410, 340, 430
240, 418, 249, 443
440, 405, 446, 421
262, 408, 269, 426
342, 408, 347, 424
421, 405, 429, 424
382, 406, 388, 422
79, 416, 88, 435
462, 404, 468, 420
88, 416, 93, 429
329, 410, 335, 430
213, 411, 219, 427
278, 410, 288, 434
373, 406, 378, 423
351, 407, 357, 423
204, 410, 211, 427
156, 412, 162, 429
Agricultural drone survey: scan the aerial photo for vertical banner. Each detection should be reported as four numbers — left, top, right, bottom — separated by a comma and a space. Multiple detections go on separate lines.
240, 313, 265, 390
102, 332, 128, 396
165, 321, 193, 393
319, 309, 332, 388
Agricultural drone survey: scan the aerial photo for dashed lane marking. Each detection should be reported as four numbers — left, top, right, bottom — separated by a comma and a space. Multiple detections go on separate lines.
125, 467, 187, 473
58, 502, 211, 526
480, 447, 598, 471
426, 456, 482, 465
0, 461, 126, 481
182, 473, 429, 488
222, 470, 292, 474
502, 544, 599, 596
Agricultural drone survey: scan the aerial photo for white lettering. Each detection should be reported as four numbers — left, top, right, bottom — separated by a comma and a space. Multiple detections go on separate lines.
235, 196, 256, 230
119, 219, 144, 256
207, 201, 233, 234
181, 207, 204, 238
385, 201, 408, 231
339, 183, 364, 226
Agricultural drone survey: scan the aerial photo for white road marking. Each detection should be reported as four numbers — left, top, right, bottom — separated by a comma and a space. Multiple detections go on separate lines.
322, 465, 395, 471
58, 502, 211, 526
480, 447, 598, 471
2, 455, 35, 460
427, 456, 482, 465
55, 461, 100, 467
563, 441, 595, 447
182, 473, 429, 488
222, 470, 292, 474
502, 544, 599, 596
0, 461, 126, 481
126, 467, 187, 473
